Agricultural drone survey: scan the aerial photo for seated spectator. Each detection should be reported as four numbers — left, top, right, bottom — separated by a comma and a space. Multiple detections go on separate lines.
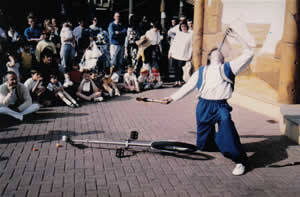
24, 69, 50, 106
149, 67, 163, 89
138, 67, 151, 90
20, 40, 34, 81
0, 71, 40, 121
35, 30, 57, 62
123, 65, 140, 93
102, 68, 121, 97
76, 70, 103, 102
68, 58, 82, 90
47, 74, 79, 108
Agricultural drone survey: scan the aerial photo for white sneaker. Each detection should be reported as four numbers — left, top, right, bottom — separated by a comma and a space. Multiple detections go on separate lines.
232, 163, 246, 176
94, 97, 104, 102
63, 80, 73, 88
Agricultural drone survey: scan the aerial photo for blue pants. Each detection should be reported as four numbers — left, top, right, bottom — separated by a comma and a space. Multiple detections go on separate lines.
196, 98, 247, 164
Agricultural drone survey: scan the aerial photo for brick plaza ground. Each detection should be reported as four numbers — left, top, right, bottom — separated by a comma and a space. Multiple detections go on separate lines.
0, 86, 300, 197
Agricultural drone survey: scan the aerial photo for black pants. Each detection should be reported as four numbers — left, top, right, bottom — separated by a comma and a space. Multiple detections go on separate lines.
172, 58, 186, 82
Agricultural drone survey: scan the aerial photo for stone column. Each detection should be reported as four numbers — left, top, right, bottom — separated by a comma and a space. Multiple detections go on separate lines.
278, 0, 299, 103
201, 0, 223, 65
192, 0, 204, 70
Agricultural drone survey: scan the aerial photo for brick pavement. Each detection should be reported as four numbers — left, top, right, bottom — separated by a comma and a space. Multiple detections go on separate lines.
0, 86, 300, 197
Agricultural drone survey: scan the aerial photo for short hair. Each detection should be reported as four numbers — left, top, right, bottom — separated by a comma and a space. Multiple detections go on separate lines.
6, 71, 17, 77
207, 48, 225, 65
40, 48, 53, 59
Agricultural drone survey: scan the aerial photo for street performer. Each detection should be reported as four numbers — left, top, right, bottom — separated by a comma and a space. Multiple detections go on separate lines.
162, 28, 254, 176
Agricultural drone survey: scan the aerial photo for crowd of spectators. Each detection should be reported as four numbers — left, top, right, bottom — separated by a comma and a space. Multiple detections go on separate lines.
0, 11, 193, 121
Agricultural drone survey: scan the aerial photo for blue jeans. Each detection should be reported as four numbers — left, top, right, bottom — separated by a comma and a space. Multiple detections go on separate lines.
60, 44, 75, 73
196, 98, 248, 164
110, 44, 124, 72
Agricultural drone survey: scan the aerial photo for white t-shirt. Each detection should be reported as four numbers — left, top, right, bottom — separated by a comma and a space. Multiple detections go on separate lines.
169, 31, 193, 61
145, 29, 161, 46
60, 27, 73, 45
24, 78, 43, 91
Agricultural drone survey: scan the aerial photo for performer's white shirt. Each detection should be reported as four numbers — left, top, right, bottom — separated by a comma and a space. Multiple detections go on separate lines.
170, 48, 254, 101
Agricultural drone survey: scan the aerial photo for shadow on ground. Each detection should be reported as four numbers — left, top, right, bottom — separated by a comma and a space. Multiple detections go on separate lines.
0, 130, 104, 144
241, 135, 300, 170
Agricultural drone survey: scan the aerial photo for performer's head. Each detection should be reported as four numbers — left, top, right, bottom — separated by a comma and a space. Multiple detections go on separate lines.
207, 48, 224, 65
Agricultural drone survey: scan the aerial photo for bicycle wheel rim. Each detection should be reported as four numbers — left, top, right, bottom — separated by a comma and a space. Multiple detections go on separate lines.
151, 141, 198, 153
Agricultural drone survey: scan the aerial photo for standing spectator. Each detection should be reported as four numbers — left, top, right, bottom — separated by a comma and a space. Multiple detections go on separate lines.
0, 71, 40, 121
96, 29, 110, 69
187, 19, 193, 33
24, 16, 42, 43
108, 12, 127, 74
51, 17, 60, 36
89, 17, 102, 38
38, 48, 59, 85
167, 15, 186, 40
145, 21, 162, 72
167, 16, 178, 46
73, 20, 85, 44
124, 14, 141, 71
60, 22, 75, 88
168, 20, 192, 87
35, 30, 57, 62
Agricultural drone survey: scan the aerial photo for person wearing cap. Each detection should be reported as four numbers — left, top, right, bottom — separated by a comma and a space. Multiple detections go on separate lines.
162, 28, 254, 176
138, 67, 151, 90
149, 67, 163, 89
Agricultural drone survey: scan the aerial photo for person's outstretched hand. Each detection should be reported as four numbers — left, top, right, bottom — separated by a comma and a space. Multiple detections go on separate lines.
161, 97, 173, 104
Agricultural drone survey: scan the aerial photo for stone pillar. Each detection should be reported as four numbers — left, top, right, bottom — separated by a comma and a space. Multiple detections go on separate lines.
192, 0, 204, 70
160, 0, 166, 32
201, 0, 223, 65
278, 0, 299, 103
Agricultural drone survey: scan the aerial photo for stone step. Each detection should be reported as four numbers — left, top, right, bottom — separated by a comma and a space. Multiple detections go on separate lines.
280, 104, 300, 144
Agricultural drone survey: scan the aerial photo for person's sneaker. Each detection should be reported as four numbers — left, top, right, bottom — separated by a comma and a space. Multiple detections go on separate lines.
68, 103, 76, 108
232, 163, 246, 176
75, 103, 80, 108
94, 97, 104, 102
144, 83, 151, 90
115, 91, 120, 96
153, 81, 163, 89
63, 80, 73, 88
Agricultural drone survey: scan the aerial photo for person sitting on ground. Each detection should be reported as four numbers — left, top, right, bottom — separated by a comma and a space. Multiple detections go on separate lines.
123, 65, 140, 93
149, 67, 163, 89
24, 69, 50, 106
68, 58, 82, 96
76, 70, 103, 102
102, 67, 121, 97
138, 67, 151, 90
47, 74, 79, 108
35, 30, 57, 63
20, 40, 35, 81
0, 71, 40, 121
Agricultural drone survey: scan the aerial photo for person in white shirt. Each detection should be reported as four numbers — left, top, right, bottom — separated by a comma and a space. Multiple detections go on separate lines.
168, 20, 192, 87
123, 66, 140, 92
187, 19, 193, 33
162, 28, 254, 176
60, 22, 75, 88
144, 21, 162, 72
7, 26, 19, 42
